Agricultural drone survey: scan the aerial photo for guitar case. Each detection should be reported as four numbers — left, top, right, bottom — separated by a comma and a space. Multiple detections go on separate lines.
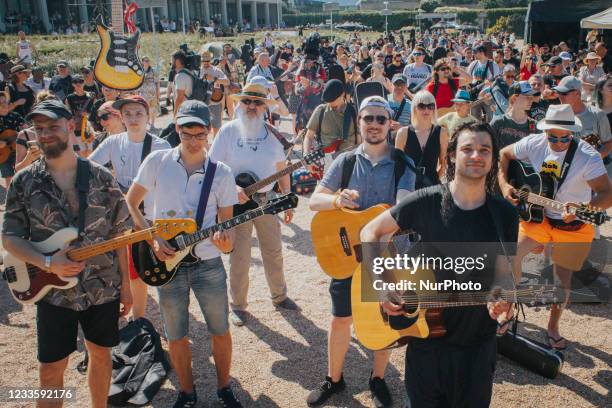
497, 331, 564, 379
354, 82, 385, 111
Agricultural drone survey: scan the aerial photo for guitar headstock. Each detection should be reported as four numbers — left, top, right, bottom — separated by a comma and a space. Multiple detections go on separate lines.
575, 204, 610, 226
154, 219, 198, 240
303, 148, 325, 165
517, 284, 565, 307
262, 193, 299, 215
582, 134, 601, 148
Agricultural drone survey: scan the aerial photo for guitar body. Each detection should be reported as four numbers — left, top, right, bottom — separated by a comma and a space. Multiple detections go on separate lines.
3, 228, 81, 304
509, 160, 555, 223
0, 129, 18, 164
234, 171, 265, 216
311, 204, 390, 279
210, 83, 225, 103
94, 19, 144, 90
351, 264, 446, 350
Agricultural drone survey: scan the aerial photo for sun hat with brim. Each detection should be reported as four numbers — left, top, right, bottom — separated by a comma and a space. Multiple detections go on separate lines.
451, 89, 472, 103
26, 99, 73, 121
112, 95, 150, 112
536, 104, 582, 133
230, 83, 277, 106
248, 75, 275, 90
583, 52, 602, 64
10, 65, 30, 74
176, 100, 211, 127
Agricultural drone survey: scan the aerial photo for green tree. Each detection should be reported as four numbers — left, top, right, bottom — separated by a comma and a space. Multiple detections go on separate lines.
420, 0, 440, 13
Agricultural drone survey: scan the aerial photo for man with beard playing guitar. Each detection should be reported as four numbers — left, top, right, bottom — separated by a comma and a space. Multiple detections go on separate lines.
307, 96, 416, 407
360, 123, 517, 408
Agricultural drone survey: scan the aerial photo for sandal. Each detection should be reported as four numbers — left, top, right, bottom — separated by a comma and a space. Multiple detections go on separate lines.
496, 320, 512, 336
547, 334, 567, 351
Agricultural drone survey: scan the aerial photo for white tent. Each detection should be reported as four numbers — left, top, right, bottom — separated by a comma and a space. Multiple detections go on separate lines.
581, 6, 612, 29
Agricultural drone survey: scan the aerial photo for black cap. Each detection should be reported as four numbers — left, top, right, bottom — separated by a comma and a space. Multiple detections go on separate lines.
322, 79, 344, 103
71, 74, 84, 82
26, 99, 73, 121
544, 56, 562, 66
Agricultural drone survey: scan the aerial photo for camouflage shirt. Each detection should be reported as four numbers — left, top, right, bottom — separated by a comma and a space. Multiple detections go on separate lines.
2, 158, 131, 311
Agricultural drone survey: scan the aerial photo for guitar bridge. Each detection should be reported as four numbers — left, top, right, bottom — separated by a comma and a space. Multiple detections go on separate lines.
339, 227, 352, 257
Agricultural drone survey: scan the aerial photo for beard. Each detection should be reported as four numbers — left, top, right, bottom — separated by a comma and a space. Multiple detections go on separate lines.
38, 138, 69, 159
238, 109, 265, 137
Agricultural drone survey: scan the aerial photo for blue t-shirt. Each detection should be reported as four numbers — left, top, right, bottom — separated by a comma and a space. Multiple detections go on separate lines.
387, 95, 412, 127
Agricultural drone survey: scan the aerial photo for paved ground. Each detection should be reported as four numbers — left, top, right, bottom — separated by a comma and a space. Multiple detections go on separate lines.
0, 112, 610, 407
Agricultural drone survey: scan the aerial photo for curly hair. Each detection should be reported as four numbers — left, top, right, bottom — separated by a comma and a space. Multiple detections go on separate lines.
593, 74, 612, 109
444, 122, 500, 195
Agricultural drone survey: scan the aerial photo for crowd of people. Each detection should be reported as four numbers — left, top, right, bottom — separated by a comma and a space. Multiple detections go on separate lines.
1, 25, 612, 408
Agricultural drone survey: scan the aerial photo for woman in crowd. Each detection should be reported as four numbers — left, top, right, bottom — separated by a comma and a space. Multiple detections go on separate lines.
8, 65, 35, 117
366, 62, 393, 94
138, 57, 160, 129
578, 52, 605, 103
425, 58, 470, 116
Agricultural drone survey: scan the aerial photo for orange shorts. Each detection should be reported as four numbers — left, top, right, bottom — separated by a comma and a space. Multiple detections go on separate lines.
519, 219, 595, 271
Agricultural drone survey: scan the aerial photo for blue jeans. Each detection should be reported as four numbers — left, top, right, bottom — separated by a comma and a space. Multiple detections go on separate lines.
157, 257, 229, 340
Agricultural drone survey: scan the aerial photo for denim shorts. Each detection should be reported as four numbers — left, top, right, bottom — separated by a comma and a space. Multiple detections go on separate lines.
157, 257, 229, 340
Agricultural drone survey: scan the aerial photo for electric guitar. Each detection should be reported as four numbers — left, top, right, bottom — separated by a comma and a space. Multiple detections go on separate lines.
132, 193, 299, 286
509, 160, 610, 225
234, 149, 324, 216
93, 0, 144, 91
351, 264, 563, 350
311, 204, 390, 279
2, 219, 192, 304
0, 129, 18, 164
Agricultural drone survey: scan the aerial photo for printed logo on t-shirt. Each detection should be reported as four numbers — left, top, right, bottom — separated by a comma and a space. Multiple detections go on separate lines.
541, 160, 561, 179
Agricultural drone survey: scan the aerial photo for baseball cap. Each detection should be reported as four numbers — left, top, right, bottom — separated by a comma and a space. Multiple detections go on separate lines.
57, 60, 69, 68
359, 95, 393, 116
503, 64, 516, 74
112, 95, 150, 112
71, 74, 84, 83
559, 51, 572, 61
451, 89, 471, 103
176, 100, 211, 127
544, 56, 562, 66
322, 79, 345, 103
26, 99, 73, 121
509, 81, 538, 97
391, 74, 407, 85
553, 76, 581, 93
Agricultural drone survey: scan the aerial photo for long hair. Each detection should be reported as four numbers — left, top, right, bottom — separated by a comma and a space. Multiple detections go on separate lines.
410, 90, 438, 127
445, 122, 500, 195
593, 74, 612, 109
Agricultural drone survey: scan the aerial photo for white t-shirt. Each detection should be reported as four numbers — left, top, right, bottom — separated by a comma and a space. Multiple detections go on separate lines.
174, 71, 193, 99
468, 59, 500, 81
89, 132, 170, 217
209, 119, 285, 193
575, 105, 612, 142
247, 65, 274, 82
17, 40, 33, 64
134, 148, 238, 260
514, 133, 606, 219
402, 63, 432, 87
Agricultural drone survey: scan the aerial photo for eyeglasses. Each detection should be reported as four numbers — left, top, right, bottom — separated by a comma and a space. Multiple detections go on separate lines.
361, 115, 389, 125
417, 103, 436, 111
98, 112, 111, 121
241, 99, 266, 106
438, 67, 450, 72
179, 132, 208, 141
547, 135, 572, 143
413, 52, 424, 56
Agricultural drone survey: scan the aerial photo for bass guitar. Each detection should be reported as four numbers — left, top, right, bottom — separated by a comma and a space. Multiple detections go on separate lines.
234, 149, 324, 216
0, 129, 17, 164
351, 264, 563, 350
311, 204, 390, 279
132, 193, 299, 286
509, 160, 610, 225
2, 219, 192, 304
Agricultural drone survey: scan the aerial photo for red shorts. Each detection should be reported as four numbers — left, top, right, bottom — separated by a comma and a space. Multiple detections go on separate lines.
127, 244, 139, 280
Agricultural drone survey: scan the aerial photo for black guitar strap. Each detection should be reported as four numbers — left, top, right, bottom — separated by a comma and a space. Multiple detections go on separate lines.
195, 160, 217, 228
554, 138, 578, 199
76, 157, 91, 240
141, 133, 152, 162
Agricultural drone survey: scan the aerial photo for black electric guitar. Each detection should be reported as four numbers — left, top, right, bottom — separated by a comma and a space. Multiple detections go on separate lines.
234, 149, 324, 216
509, 160, 611, 225
132, 193, 298, 286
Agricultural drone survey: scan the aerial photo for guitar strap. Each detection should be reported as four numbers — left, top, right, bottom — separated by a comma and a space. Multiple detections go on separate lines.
141, 133, 153, 162
75, 157, 91, 240
265, 122, 293, 151
195, 160, 217, 229
553, 138, 578, 199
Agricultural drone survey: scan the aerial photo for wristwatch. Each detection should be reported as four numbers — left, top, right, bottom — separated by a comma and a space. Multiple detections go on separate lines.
44, 255, 52, 271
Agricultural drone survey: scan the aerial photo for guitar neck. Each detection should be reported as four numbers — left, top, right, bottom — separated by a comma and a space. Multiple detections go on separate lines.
111, 0, 124, 34
526, 192, 565, 213
68, 228, 155, 261
243, 161, 303, 197
409, 289, 530, 309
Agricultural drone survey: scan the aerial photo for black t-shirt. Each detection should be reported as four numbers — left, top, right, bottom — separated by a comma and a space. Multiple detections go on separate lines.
49, 75, 74, 101
503, 57, 520, 70
84, 82, 102, 100
0, 112, 25, 133
385, 62, 405, 79
389, 184, 518, 349
529, 99, 550, 122
357, 57, 372, 72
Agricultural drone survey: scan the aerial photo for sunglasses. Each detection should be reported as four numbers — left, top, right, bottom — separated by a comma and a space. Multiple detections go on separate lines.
438, 67, 450, 72
241, 99, 266, 106
417, 103, 436, 111
413, 52, 424, 56
547, 135, 572, 143
361, 115, 388, 125
73, 80, 84, 84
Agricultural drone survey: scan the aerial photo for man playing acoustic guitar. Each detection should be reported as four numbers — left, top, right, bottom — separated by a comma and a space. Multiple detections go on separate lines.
307, 96, 415, 407
361, 123, 517, 408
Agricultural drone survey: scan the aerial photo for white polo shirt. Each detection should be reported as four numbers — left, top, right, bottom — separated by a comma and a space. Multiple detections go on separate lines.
134, 147, 238, 260
514, 133, 606, 219
209, 119, 285, 193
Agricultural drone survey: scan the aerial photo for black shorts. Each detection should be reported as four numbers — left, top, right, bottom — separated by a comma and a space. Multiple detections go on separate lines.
0, 152, 16, 178
36, 300, 120, 363
329, 277, 352, 318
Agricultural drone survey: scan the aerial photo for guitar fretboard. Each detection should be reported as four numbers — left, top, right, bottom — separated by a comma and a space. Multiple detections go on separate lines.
180, 207, 266, 247
243, 161, 304, 197
111, 0, 124, 34
402, 288, 547, 309
69, 227, 155, 261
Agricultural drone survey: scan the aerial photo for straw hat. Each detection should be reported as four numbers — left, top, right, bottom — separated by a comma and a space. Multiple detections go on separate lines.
583, 52, 601, 64
230, 83, 277, 106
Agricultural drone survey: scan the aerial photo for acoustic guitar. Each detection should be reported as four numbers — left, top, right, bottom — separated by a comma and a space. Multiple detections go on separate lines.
93, 0, 144, 91
351, 264, 563, 350
311, 204, 390, 280
2, 219, 192, 304
0, 129, 17, 164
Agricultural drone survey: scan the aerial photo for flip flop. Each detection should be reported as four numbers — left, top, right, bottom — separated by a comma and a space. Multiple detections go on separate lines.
547, 334, 567, 351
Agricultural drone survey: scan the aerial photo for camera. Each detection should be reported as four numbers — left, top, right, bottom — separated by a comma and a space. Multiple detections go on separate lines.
179, 44, 201, 71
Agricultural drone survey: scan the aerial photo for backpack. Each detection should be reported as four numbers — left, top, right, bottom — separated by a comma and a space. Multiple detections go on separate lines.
340, 148, 416, 191
107, 318, 170, 406
316, 103, 358, 146
179, 68, 210, 103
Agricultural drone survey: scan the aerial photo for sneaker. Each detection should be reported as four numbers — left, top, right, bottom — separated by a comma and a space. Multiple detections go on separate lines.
217, 386, 243, 407
173, 388, 197, 408
306, 375, 346, 406
230, 310, 249, 327
274, 297, 300, 311
369, 375, 391, 408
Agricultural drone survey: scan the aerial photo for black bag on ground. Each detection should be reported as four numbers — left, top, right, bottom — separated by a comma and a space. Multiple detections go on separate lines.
497, 331, 564, 379
107, 318, 170, 406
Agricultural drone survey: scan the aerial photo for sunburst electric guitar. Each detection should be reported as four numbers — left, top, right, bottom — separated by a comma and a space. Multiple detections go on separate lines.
2, 219, 192, 304
93, 0, 144, 90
